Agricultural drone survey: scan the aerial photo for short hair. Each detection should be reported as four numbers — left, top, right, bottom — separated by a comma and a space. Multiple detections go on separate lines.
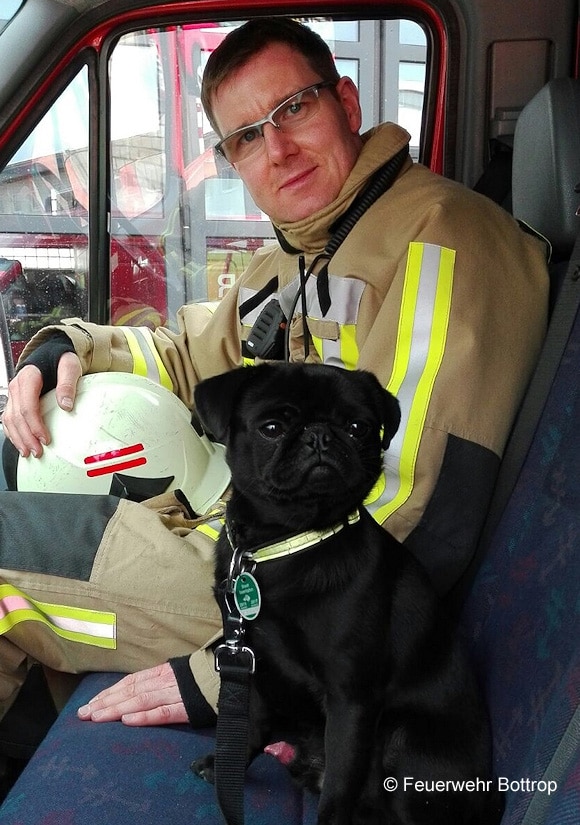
201, 17, 341, 135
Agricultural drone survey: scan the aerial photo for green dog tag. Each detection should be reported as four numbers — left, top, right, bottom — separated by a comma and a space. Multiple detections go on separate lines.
234, 572, 261, 620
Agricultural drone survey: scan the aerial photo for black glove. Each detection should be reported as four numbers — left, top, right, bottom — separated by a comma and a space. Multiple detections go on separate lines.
17, 330, 76, 395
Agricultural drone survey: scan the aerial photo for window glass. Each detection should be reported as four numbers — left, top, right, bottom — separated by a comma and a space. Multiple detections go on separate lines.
110, 32, 165, 219
399, 62, 426, 142
0, 66, 89, 365
107, 32, 170, 329
399, 19, 426, 45
0, 0, 23, 34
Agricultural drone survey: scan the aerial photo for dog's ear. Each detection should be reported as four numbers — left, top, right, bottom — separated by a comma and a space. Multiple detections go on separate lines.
380, 389, 401, 449
352, 371, 401, 449
193, 366, 257, 443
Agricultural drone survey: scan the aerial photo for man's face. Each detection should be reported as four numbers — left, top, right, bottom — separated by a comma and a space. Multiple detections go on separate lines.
211, 42, 363, 225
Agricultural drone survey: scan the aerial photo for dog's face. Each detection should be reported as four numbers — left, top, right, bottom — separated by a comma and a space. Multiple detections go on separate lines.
194, 363, 400, 528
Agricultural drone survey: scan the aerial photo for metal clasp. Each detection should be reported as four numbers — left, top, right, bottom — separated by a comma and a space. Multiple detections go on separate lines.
225, 542, 255, 593
214, 642, 256, 674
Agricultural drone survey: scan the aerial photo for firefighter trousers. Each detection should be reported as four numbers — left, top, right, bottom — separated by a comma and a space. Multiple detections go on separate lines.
0, 491, 223, 720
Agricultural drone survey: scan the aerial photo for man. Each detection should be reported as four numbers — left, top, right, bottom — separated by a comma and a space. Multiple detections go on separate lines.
1, 18, 548, 728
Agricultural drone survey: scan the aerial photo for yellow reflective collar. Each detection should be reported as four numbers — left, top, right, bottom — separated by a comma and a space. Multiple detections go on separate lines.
248, 510, 361, 564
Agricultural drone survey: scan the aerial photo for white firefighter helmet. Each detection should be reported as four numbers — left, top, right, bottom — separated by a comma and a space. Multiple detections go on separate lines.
16, 372, 230, 514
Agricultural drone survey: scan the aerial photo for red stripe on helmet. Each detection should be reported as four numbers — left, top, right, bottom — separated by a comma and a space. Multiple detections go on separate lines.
84, 443, 145, 465
86, 457, 147, 477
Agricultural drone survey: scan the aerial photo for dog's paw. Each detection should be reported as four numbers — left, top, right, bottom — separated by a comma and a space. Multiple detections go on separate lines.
190, 753, 215, 784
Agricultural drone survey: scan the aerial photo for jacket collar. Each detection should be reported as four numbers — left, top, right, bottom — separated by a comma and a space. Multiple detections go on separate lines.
273, 123, 411, 254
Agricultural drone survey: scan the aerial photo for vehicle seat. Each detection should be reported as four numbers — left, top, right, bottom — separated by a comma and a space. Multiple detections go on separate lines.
511, 77, 580, 311
460, 77, 580, 824
512, 77, 580, 263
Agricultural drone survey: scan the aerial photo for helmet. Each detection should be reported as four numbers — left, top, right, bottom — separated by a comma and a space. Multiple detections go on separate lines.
15, 372, 230, 514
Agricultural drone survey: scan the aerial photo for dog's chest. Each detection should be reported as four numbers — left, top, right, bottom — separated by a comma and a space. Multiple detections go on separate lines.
248, 566, 390, 693
217, 517, 395, 701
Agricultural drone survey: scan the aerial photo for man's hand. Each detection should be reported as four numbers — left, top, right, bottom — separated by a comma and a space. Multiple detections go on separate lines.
77, 663, 189, 726
2, 352, 82, 457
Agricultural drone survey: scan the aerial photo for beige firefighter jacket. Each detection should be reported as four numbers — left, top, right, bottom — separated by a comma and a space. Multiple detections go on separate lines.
22, 123, 549, 589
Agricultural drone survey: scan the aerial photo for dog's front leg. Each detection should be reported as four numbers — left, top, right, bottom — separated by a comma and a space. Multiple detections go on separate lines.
317, 699, 376, 825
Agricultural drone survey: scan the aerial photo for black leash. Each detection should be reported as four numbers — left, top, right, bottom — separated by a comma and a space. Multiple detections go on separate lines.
213, 533, 260, 825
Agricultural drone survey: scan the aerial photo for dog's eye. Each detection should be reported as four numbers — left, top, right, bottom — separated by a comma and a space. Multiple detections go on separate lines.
346, 421, 369, 438
259, 421, 286, 440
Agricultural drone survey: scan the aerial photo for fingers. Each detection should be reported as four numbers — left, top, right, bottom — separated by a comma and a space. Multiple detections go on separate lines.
77, 664, 189, 727
2, 353, 82, 458
3, 365, 48, 457
55, 351, 82, 412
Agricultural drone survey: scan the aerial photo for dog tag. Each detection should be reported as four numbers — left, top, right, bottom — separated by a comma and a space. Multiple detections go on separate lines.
234, 572, 261, 620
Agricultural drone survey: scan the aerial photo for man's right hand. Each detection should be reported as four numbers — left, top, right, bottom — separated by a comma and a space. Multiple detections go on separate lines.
3, 351, 83, 457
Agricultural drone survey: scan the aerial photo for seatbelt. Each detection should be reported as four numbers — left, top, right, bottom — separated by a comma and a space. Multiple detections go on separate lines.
452, 223, 580, 608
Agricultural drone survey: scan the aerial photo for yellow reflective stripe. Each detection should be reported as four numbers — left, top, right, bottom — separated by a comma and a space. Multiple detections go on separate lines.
368, 243, 455, 524
121, 327, 173, 391
311, 335, 323, 362
0, 584, 116, 649
309, 324, 357, 370
195, 518, 224, 541
340, 324, 358, 371
196, 524, 221, 541
388, 242, 425, 395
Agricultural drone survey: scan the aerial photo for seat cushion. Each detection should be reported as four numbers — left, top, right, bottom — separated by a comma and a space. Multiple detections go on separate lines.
0, 671, 319, 824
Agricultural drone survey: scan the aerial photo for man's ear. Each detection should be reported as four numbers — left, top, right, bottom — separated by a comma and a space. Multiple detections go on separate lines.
335, 76, 363, 134
193, 366, 256, 444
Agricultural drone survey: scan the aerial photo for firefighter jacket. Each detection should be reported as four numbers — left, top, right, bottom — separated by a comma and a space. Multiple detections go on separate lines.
21, 123, 549, 591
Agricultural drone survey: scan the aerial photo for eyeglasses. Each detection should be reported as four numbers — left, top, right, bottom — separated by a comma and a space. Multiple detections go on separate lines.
215, 81, 336, 164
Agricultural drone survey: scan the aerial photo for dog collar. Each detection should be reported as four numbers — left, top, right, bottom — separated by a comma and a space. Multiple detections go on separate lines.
246, 509, 361, 563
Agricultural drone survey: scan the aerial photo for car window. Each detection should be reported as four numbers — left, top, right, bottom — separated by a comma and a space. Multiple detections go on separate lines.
0, 15, 427, 363
0, 66, 89, 365
0, 0, 24, 34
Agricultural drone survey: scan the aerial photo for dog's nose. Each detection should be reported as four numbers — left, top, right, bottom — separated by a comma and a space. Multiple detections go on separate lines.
305, 426, 330, 453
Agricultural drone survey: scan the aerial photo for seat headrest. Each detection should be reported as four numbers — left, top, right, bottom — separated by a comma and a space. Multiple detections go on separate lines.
512, 78, 580, 261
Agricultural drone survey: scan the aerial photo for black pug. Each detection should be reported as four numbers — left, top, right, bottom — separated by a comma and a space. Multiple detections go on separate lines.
192, 362, 503, 825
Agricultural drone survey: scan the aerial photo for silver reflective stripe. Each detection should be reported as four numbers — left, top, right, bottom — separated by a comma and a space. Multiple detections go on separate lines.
238, 286, 280, 327
279, 275, 365, 369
